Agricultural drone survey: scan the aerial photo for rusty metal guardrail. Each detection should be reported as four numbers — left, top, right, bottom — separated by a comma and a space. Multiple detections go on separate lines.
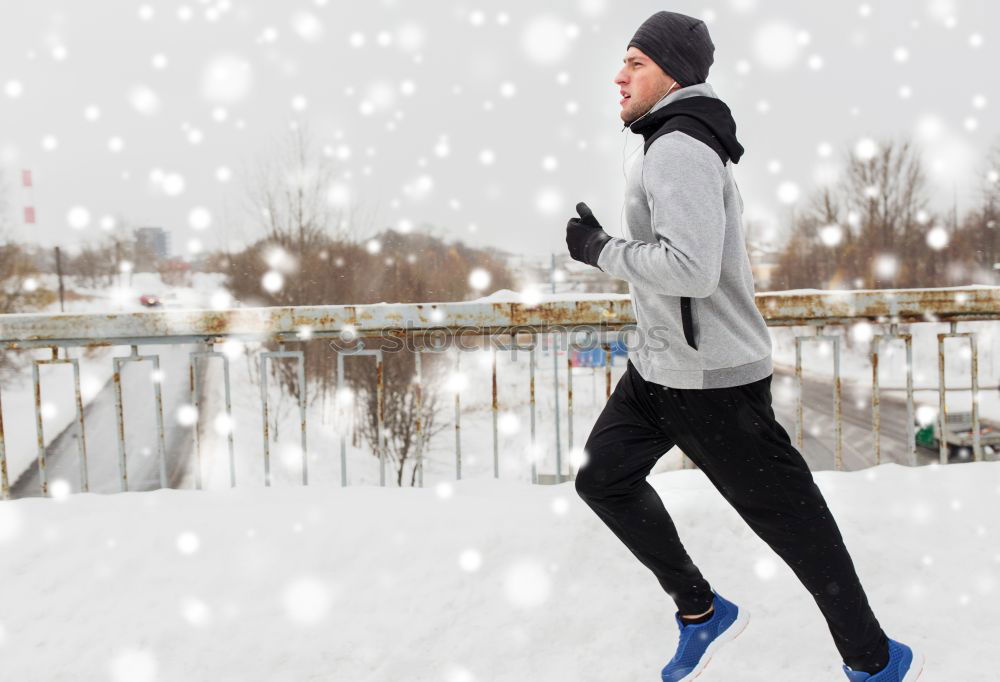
1, 285, 998, 499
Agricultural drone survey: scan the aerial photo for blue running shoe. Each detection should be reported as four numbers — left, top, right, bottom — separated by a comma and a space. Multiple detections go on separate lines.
660, 591, 750, 682
842, 638, 924, 681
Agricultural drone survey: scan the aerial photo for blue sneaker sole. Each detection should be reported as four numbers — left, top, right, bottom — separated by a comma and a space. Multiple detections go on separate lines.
903, 649, 925, 682
674, 607, 751, 681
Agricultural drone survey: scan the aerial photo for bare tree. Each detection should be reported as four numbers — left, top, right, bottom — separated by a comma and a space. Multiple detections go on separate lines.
772, 136, 941, 290
244, 125, 354, 251
353, 348, 451, 486
63, 233, 134, 288
227, 129, 518, 485
951, 140, 1000, 285
0, 241, 51, 314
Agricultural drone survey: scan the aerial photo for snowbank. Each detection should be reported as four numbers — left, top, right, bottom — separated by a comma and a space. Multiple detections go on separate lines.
1, 460, 997, 681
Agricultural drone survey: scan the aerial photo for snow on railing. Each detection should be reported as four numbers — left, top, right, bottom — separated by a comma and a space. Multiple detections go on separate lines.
1, 285, 998, 500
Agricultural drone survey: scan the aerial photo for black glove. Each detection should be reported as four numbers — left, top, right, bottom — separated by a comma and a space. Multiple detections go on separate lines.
565, 202, 612, 269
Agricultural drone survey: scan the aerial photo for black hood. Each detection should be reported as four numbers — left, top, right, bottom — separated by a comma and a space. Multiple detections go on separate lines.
628, 95, 744, 164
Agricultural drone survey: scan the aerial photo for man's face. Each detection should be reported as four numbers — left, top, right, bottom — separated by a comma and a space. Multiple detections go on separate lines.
614, 46, 676, 125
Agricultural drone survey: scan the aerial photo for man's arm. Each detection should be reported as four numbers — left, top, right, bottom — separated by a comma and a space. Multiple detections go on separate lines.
596, 132, 726, 298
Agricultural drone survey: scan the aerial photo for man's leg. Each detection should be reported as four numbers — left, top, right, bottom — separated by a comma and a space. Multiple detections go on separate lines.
575, 360, 714, 617
651, 372, 890, 673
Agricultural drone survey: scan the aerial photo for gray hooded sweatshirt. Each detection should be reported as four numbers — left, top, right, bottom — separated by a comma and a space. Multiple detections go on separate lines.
596, 81, 773, 389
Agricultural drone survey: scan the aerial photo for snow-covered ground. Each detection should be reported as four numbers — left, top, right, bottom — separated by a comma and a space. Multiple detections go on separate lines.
4, 281, 1000, 680
1, 460, 997, 681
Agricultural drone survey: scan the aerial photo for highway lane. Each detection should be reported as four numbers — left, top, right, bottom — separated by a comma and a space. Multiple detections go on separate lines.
10, 343, 205, 498
769, 364, 939, 471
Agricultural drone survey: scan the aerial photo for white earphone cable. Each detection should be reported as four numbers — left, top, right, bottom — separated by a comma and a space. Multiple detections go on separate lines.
618, 82, 679, 235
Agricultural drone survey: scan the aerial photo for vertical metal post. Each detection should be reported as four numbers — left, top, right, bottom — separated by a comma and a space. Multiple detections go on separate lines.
491, 344, 499, 478
31, 347, 88, 494
414, 351, 424, 488
871, 326, 915, 467
408, 344, 452, 487
938, 331, 949, 465
298, 351, 308, 486
833, 335, 842, 471
260, 353, 272, 487
454, 347, 462, 480
795, 335, 803, 452
566, 344, 574, 480
794, 327, 844, 470
552, 332, 562, 484
971, 332, 981, 461
70, 351, 88, 492
0, 378, 8, 500
189, 354, 199, 488
32, 353, 48, 496
937, 323, 983, 464
604, 342, 612, 400
335, 347, 387, 486
376, 350, 385, 486
113, 355, 128, 492
152, 354, 168, 488
550, 253, 562, 484
111, 345, 168, 491
260, 346, 307, 486
222, 353, 235, 487
906, 338, 915, 466
529, 338, 537, 485
337, 352, 347, 486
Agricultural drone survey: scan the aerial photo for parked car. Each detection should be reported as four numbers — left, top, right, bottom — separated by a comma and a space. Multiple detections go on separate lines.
915, 410, 1000, 461
138, 294, 162, 308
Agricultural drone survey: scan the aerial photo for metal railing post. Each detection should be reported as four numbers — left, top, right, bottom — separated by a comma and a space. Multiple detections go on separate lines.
32, 346, 89, 495
871, 325, 916, 466
0, 377, 8, 500
112, 345, 168, 492
794, 326, 843, 470
260, 345, 308, 487
937, 322, 982, 464
189, 343, 236, 488
333, 346, 385, 485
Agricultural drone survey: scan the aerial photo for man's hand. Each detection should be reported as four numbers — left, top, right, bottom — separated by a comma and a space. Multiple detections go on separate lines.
566, 202, 612, 269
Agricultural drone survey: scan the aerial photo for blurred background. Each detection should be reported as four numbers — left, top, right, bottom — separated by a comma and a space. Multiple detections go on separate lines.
0, 0, 998, 299
1, 1, 999, 496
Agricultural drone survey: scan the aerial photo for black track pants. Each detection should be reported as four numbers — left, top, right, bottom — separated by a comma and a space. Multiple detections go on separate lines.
574, 359, 889, 671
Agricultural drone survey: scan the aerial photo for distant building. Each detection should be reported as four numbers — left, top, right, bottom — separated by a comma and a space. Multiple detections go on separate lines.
135, 227, 171, 270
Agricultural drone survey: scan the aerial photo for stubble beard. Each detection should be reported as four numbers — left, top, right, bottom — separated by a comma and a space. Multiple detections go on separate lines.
622, 92, 655, 127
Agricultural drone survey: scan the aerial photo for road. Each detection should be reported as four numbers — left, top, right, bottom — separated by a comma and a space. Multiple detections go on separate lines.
10, 343, 206, 498
769, 363, 937, 471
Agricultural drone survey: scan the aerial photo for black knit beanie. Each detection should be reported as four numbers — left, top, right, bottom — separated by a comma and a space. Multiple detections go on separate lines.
627, 11, 715, 86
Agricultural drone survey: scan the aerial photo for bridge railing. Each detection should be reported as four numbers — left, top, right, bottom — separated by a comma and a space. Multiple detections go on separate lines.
1, 285, 998, 499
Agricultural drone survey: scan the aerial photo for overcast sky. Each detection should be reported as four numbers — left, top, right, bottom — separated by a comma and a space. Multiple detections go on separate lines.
1, 0, 997, 259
